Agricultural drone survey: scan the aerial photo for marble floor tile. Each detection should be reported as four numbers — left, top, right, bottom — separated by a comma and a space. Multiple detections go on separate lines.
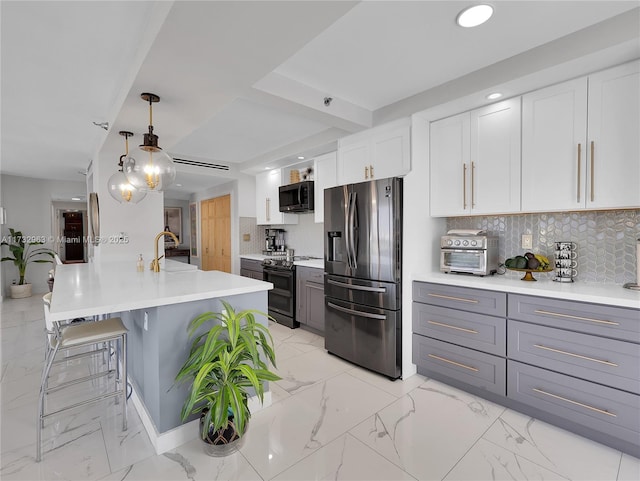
618, 453, 640, 481
348, 367, 427, 398
272, 433, 416, 481
350, 379, 506, 481
483, 409, 622, 481
444, 438, 569, 481
268, 323, 324, 353
240, 371, 396, 479
268, 380, 291, 404
98, 438, 263, 481
273, 347, 354, 395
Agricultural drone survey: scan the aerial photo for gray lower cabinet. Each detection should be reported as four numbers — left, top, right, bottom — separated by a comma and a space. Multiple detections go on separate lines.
296, 266, 325, 333
412, 281, 640, 457
240, 258, 264, 280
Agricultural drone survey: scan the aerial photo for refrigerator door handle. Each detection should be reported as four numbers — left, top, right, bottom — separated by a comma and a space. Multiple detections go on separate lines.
344, 191, 353, 269
327, 278, 386, 293
327, 301, 387, 320
349, 192, 358, 269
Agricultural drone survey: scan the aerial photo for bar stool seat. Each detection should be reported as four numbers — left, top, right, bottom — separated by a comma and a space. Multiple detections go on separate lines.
37, 296, 128, 462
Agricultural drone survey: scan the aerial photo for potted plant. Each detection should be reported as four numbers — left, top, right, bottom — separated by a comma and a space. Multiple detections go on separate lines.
1, 228, 55, 298
175, 300, 280, 456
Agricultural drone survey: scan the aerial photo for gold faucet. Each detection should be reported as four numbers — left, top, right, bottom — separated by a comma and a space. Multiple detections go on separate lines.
150, 231, 179, 272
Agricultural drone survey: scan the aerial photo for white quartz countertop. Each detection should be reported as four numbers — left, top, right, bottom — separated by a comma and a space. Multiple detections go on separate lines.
49, 260, 272, 322
414, 272, 640, 309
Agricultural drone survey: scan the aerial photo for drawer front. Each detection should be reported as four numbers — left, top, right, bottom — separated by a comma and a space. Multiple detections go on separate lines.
508, 321, 640, 394
508, 294, 640, 342
413, 335, 506, 396
241, 259, 263, 272
413, 303, 506, 356
508, 361, 640, 446
413, 282, 506, 317
298, 266, 324, 284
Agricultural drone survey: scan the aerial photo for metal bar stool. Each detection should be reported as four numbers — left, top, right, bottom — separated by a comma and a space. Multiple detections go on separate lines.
37, 296, 128, 462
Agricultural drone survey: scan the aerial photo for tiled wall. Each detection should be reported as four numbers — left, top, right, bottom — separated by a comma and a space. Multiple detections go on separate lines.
447, 209, 639, 284
239, 217, 265, 255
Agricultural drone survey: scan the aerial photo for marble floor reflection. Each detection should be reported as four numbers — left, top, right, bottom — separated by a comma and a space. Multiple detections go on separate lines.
1, 294, 638, 480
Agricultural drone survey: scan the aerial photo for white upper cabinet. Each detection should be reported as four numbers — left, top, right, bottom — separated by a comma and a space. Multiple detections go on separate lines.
587, 61, 640, 209
430, 98, 521, 216
255, 169, 298, 226
338, 118, 411, 185
522, 60, 639, 211
313, 151, 337, 223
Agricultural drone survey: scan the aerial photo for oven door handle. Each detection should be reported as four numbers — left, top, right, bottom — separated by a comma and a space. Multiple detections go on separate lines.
442, 249, 484, 254
327, 278, 386, 293
327, 301, 387, 320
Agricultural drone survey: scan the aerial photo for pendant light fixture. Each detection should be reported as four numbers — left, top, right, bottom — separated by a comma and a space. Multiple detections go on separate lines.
123, 93, 176, 192
107, 131, 147, 204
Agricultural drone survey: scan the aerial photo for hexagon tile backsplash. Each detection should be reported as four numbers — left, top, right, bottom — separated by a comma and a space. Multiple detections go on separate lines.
447, 209, 640, 284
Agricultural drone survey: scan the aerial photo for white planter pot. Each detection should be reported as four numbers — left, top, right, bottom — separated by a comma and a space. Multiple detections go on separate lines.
10, 283, 32, 299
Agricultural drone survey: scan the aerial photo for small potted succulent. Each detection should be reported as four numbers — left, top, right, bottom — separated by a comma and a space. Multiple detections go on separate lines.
1, 228, 55, 298
175, 300, 280, 456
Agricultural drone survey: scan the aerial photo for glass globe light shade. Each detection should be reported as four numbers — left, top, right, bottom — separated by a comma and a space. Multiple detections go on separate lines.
123, 148, 176, 192
107, 168, 147, 204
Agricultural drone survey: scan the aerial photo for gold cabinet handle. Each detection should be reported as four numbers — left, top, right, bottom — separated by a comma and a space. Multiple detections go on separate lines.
427, 320, 478, 334
590, 141, 595, 202
532, 388, 616, 417
577, 143, 581, 203
364, 166, 369, 179
533, 309, 619, 326
533, 344, 618, 367
266, 198, 270, 222
471, 161, 476, 209
428, 354, 479, 372
428, 293, 479, 304
463, 163, 467, 209
370, 164, 374, 178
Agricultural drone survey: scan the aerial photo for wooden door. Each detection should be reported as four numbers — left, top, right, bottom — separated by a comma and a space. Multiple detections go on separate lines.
200, 195, 231, 272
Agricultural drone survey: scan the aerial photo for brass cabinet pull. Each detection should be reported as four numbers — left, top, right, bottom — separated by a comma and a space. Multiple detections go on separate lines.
533, 309, 619, 326
428, 293, 479, 304
577, 143, 581, 203
364, 166, 369, 179
428, 354, 479, 372
463, 163, 467, 209
590, 141, 595, 202
533, 344, 618, 367
370, 164, 374, 178
266, 198, 270, 222
532, 388, 616, 417
427, 320, 478, 334
470, 161, 476, 209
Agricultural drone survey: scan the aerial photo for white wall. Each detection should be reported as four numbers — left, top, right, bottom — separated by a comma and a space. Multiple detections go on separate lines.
0, 174, 86, 295
92, 151, 164, 264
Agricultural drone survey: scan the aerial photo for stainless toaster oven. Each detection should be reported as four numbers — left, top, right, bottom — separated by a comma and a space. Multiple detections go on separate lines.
440, 230, 499, 276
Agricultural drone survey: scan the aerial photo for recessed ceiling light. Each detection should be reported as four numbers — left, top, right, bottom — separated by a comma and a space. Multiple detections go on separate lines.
456, 4, 494, 28
486, 92, 502, 100
264, 166, 272, 170
297, 156, 305, 160
175, 183, 182, 187
71, 197, 81, 201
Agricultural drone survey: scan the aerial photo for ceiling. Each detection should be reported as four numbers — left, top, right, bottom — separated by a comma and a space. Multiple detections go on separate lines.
2, 1, 639, 201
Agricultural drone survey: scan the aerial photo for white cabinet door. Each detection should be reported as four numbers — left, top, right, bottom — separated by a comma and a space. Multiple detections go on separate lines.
587, 61, 640, 209
338, 139, 369, 185
470, 98, 521, 215
430, 112, 469, 216
522, 78, 588, 212
314, 151, 337, 223
256, 169, 298, 225
372, 123, 411, 180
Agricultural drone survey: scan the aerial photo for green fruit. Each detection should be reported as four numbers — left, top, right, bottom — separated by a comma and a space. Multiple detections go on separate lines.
505, 258, 516, 268
515, 256, 528, 269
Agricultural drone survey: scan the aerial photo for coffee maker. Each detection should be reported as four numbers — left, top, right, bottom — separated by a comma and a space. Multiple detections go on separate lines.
264, 229, 286, 254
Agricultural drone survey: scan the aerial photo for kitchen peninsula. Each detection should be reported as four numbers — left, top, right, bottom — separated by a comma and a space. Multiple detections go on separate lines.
49, 260, 273, 453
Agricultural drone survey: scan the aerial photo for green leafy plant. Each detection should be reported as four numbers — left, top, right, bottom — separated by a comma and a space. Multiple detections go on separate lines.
1, 228, 55, 285
175, 300, 280, 443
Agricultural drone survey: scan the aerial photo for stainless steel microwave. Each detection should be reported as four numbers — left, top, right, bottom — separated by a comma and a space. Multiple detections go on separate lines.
279, 181, 314, 212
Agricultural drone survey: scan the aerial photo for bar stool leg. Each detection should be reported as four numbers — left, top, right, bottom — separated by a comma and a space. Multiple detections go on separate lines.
121, 334, 128, 431
37, 342, 60, 462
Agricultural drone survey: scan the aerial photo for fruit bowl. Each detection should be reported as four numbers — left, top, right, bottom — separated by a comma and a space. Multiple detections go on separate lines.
506, 267, 553, 281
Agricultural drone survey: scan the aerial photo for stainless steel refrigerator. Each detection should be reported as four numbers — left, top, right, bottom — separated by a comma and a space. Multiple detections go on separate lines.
324, 177, 402, 379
